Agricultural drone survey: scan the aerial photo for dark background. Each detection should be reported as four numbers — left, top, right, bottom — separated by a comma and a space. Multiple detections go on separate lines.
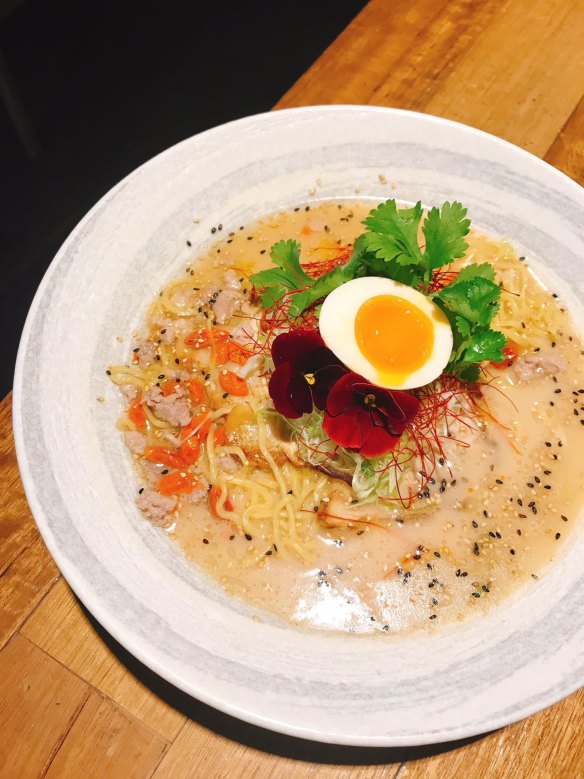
0, 0, 366, 398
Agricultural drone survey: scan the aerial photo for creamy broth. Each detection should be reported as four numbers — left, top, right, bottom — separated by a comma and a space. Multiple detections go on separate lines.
111, 201, 584, 634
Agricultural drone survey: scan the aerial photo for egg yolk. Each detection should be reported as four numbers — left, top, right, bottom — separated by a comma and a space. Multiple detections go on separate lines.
354, 295, 434, 382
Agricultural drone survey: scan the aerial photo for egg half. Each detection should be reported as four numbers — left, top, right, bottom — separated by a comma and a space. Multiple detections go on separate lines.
318, 277, 453, 390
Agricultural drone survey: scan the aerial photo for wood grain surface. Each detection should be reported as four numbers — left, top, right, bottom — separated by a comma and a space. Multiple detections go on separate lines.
2, 0, 584, 776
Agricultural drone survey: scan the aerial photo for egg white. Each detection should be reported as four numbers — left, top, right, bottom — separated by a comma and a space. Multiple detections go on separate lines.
318, 276, 453, 390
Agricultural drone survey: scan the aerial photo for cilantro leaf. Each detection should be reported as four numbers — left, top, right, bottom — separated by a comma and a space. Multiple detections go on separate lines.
362, 201, 424, 266
454, 315, 471, 339
286, 236, 367, 318
455, 262, 495, 284
250, 239, 312, 307
436, 276, 500, 326
460, 328, 506, 364
457, 365, 481, 383
422, 202, 470, 273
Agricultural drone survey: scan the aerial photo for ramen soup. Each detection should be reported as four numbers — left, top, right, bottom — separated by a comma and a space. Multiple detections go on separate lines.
109, 201, 584, 634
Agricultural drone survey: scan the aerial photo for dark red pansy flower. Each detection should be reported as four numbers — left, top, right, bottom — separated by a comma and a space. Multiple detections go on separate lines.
323, 373, 421, 458
268, 329, 346, 418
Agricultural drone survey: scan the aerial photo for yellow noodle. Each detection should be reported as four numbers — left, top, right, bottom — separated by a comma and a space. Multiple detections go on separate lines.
143, 405, 172, 429
160, 278, 202, 316
218, 445, 249, 466
116, 418, 137, 432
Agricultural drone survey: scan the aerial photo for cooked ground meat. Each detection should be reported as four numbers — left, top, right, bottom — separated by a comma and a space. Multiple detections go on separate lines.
124, 431, 147, 454
514, 352, 566, 381
136, 490, 177, 526
144, 385, 192, 426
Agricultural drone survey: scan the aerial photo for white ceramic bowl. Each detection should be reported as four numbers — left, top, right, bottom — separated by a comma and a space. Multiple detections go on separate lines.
13, 106, 584, 746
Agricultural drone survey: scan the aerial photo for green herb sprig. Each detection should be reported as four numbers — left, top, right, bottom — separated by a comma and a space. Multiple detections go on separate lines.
250, 199, 506, 379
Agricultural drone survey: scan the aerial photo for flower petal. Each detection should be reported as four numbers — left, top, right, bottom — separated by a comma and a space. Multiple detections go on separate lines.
323, 406, 364, 449
359, 426, 401, 458
271, 329, 325, 367
323, 372, 421, 457
325, 372, 366, 417
352, 381, 420, 436
307, 347, 347, 410
268, 362, 313, 418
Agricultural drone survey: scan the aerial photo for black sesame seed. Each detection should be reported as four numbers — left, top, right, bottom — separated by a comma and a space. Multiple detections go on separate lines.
203, 538, 209, 544
472, 520, 478, 528
138, 487, 144, 494
510, 548, 515, 555
105, 369, 111, 375
245, 533, 253, 541
429, 614, 437, 619
555, 532, 561, 540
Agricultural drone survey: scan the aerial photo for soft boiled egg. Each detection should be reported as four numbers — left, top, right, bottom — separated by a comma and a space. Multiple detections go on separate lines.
318, 277, 453, 390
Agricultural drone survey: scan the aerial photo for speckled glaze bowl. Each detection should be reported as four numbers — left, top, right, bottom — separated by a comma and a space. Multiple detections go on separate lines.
13, 106, 584, 746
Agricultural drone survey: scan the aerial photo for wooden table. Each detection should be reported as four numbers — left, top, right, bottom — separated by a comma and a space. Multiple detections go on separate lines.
2, 1, 584, 776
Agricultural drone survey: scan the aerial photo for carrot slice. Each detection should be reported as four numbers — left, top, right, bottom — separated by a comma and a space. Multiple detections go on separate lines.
184, 328, 230, 349
491, 340, 521, 369
181, 412, 212, 441
213, 426, 227, 447
144, 446, 186, 469
227, 341, 254, 365
214, 341, 231, 365
219, 370, 249, 396
185, 377, 206, 405
157, 470, 196, 496
159, 379, 178, 397
179, 435, 201, 465
208, 485, 234, 518
128, 398, 146, 429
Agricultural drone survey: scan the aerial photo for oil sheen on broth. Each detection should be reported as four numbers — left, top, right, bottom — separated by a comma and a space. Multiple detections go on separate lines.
114, 201, 584, 634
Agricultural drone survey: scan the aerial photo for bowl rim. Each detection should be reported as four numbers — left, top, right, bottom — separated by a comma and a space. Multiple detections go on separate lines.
12, 104, 584, 748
